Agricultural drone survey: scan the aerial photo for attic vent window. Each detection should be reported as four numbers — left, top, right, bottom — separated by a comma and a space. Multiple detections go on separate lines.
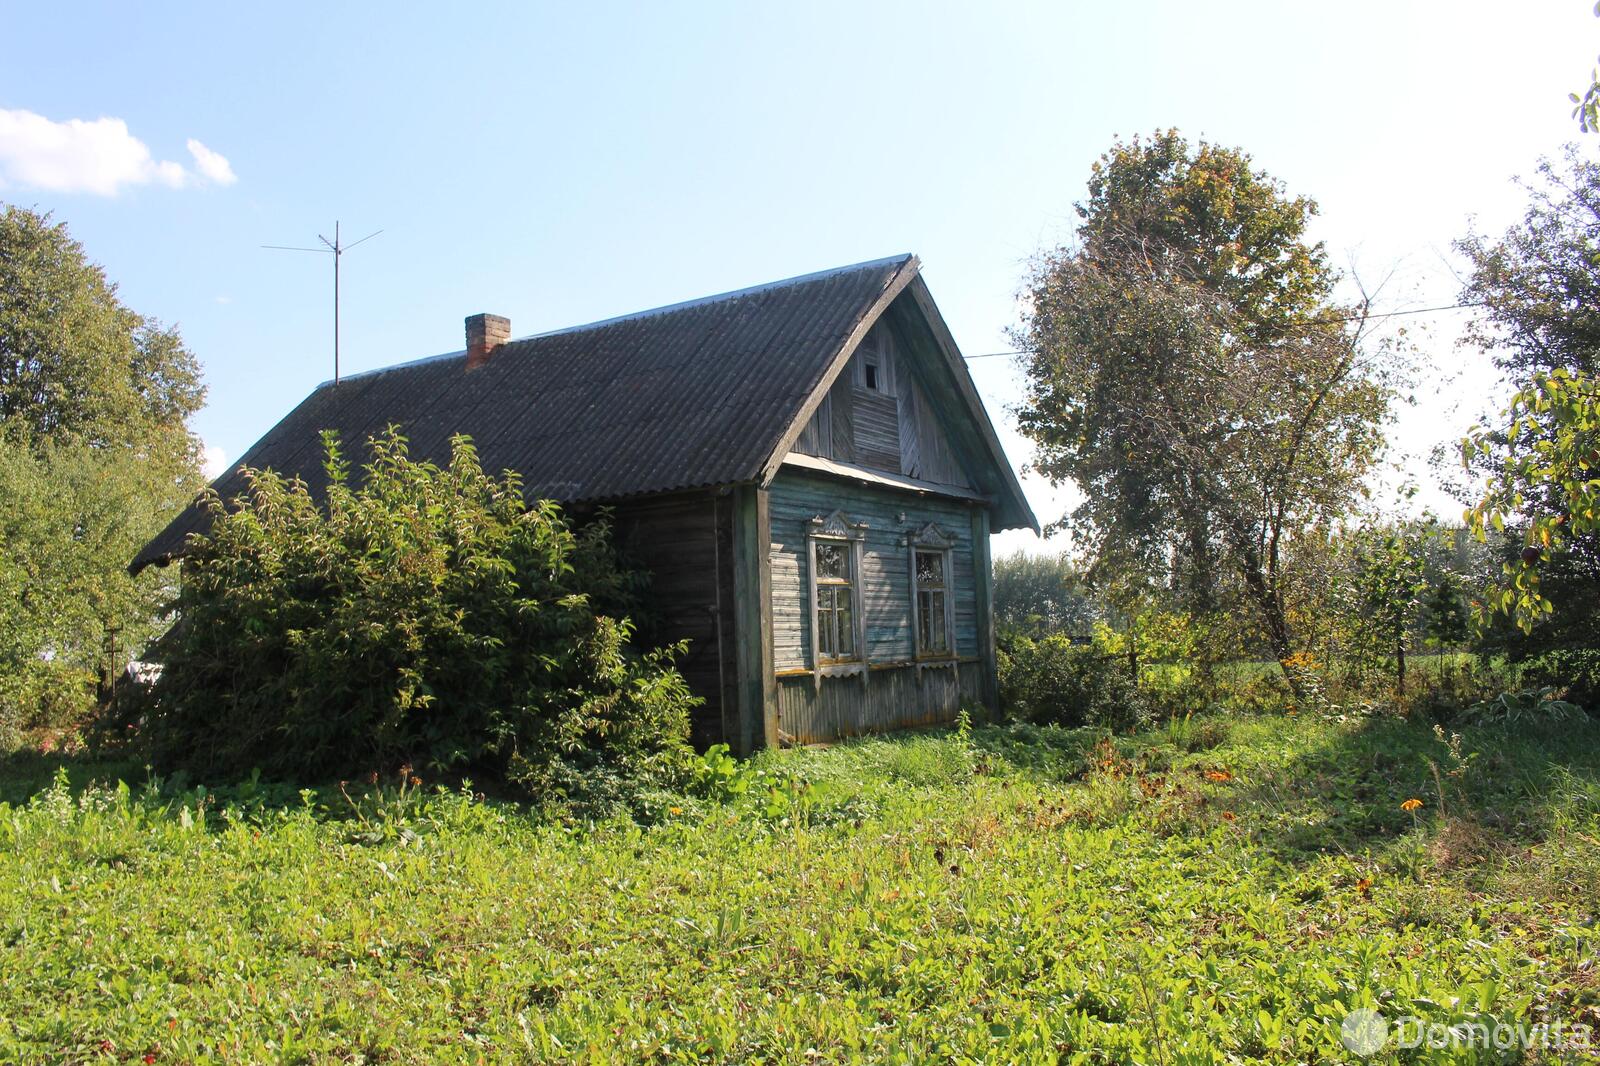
854, 325, 895, 395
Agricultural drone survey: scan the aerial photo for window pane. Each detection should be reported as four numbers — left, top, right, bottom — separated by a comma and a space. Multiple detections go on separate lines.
813, 539, 858, 662
915, 550, 944, 586
929, 591, 948, 651
918, 590, 933, 651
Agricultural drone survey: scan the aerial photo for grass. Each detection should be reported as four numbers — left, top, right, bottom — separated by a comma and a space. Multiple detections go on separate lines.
2, 712, 1599, 1063
1137, 652, 1509, 690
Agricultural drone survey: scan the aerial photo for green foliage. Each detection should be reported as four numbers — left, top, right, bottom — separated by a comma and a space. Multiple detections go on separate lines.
1338, 521, 1432, 694
1457, 149, 1600, 385
1015, 130, 1397, 674
991, 549, 1098, 638
1573, 2, 1600, 132
1460, 686, 1585, 728
137, 428, 698, 808
0, 206, 205, 746
2, 713, 1597, 1061
1464, 368, 1600, 630
999, 633, 1150, 731
0, 205, 203, 445
1456, 150, 1600, 662
1422, 571, 1473, 649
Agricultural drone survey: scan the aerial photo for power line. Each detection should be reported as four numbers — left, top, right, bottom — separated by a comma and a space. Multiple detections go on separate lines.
961, 299, 1486, 360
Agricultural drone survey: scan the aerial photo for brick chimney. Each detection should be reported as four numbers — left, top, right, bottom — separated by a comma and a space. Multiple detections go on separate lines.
465, 313, 511, 370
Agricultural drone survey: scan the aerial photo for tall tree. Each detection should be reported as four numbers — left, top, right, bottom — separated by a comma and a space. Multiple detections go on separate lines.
1458, 152, 1600, 647
1014, 131, 1395, 680
0, 206, 202, 445
1458, 149, 1600, 382
0, 205, 205, 743
991, 551, 1099, 639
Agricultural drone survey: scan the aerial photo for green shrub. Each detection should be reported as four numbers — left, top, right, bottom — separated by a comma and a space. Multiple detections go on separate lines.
1459, 686, 1584, 728
1520, 647, 1600, 712
131, 429, 698, 808
1403, 656, 1519, 721
999, 634, 1150, 731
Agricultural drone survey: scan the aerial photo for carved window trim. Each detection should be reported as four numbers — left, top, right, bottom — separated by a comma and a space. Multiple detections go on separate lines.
907, 522, 958, 681
806, 510, 868, 688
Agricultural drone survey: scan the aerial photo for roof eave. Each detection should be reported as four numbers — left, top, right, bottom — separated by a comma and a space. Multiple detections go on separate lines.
899, 275, 1038, 535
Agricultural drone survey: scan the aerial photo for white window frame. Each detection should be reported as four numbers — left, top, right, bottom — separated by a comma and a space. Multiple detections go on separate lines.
908, 522, 958, 678
806, 510, 868, 688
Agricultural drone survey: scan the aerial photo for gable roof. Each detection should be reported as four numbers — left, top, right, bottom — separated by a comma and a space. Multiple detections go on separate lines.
133, 254, 1035, 572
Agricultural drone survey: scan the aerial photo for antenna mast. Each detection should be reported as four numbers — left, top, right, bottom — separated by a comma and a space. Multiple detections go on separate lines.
264, 221, 382, 384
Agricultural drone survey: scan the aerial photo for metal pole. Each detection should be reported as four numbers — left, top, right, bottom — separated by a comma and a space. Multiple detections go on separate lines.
333, 221, 341, 385
262, 223, 379, 388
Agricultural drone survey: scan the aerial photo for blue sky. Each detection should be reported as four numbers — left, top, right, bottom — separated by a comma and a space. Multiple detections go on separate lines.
2, 2, 1595, 554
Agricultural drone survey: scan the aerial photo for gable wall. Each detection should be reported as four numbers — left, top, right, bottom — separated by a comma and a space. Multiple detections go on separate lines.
791, 321, 972, 489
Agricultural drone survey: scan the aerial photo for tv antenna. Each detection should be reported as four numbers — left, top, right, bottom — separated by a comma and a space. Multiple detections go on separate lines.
263, 221, 382, 385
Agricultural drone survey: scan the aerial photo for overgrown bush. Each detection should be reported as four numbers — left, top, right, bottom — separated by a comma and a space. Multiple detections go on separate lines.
1519, 647, 1600, 712
999, 634, 1150, 731
128, 429, 698, 808
1459, 686, 1584, 728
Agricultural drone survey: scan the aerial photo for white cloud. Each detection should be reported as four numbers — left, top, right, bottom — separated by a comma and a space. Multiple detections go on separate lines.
0, 108, 236, 196
186, 138, 236, 186
202, 445, 229, 480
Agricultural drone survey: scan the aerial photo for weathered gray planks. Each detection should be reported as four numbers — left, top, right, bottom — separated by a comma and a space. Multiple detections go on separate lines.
767, 468, 985, 743
609, 492, 735, 748
790, 315, 972, 491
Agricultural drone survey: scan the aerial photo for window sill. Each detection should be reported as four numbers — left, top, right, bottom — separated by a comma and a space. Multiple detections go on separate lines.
776, 656, 980, 679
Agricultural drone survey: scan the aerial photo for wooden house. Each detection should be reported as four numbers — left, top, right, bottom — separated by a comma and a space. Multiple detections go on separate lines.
133, 255, 1037, 751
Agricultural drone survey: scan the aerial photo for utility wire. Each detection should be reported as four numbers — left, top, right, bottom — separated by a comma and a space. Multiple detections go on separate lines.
961, 299, 1486, 360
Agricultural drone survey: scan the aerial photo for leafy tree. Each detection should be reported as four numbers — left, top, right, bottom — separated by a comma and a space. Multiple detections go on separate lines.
1463, 370, 1600, 628
1422, 575, 1472, 650
1454, 150, 1600, 707
1457, 151, 1600, 623
992, 551, 1098, 638
0, 206, 202, 444
1572, 2, 1600, 132
1015, 131, 1395, 682
1457, 150, 1600, 383
0, 206, 205, 744
136, 429, 698, 805
1341, 523, 1432, 696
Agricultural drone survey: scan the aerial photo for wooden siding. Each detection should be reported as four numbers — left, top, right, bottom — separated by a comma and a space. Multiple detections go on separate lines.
828, 376, 855, 464
609, 493, 735, 749
854, 390, 901, 472
767, 468, 986, 743
970, 506, 998, 711
897, 372, 969, 488
776, 662, 981, 744
769, 470, 979, 671
791, 321, 971, 490
730, 485, 776, 753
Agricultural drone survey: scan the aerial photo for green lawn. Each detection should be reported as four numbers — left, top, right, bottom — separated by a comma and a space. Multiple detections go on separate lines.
3, 712, 1598, 1063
